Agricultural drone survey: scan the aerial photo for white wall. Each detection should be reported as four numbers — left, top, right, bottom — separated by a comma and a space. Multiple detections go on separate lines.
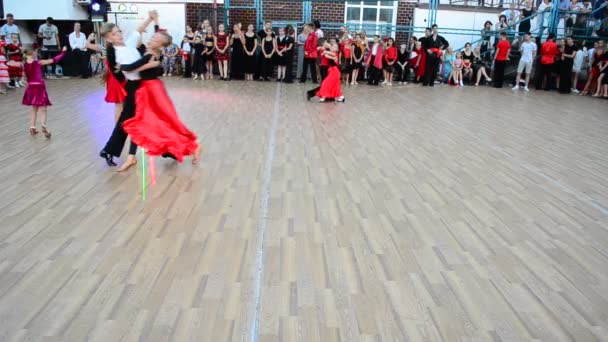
413, 8, 540, 49
3, 0, 89, 20
108, 2, 186, 44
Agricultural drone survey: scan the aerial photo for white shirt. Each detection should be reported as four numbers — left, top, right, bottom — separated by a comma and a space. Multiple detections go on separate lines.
181, 42, 191, 53
372, 43, 378, 56
38, 24, 59, 46
0, 23, 20, 39
315, 29, 324, 39
115, 31, 142, 81
501, 9, 520, 26
69, 32, 87, 50
520, 41, 537, 63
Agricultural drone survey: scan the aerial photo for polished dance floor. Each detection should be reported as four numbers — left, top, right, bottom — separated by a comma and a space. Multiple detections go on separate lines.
0, 78, 607, 342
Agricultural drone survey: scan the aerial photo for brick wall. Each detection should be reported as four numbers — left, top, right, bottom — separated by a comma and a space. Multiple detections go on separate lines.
186, 3, 225, 31
396, 0, 416, 44
262, 0, 302, 22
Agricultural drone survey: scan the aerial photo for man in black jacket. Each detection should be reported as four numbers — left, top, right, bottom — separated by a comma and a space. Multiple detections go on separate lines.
422, 24, 449, 87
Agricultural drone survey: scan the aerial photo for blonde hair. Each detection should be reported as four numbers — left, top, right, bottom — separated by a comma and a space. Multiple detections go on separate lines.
100, 23, 117, 38
23, 48, 36, 58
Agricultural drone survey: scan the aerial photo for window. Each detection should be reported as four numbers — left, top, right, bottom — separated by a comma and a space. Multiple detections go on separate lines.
344, 1, 398, 38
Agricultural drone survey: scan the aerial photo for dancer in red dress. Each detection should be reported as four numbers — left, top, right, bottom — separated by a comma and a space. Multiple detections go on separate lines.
306, 42, 344, 102
214, 23, 229, 80
120, 31, 201, 164
85, 33, 126, 122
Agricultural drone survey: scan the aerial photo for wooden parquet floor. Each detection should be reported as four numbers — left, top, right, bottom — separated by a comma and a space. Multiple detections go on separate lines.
0, 78, 607, 342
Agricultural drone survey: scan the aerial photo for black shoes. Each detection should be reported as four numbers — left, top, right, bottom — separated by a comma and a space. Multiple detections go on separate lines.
99, 150, 117, 166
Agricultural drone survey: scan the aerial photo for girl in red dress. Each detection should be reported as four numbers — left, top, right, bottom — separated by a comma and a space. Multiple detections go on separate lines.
214, 23, 229, 80
307, 42, 344, 102
120, 31, 201, 164
85, 33, 126, 123
6, 33, 24, 87
411, 40, 426, 83
383, 38, 397, 86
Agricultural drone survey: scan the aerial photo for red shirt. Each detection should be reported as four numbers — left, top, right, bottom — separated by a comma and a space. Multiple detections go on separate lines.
495, 39, 511, 61
320, 48, 329, 66
304, 33, 318, 59
540, 40, 559, 65
343, 46, 352, 59
384, 46, 397, 63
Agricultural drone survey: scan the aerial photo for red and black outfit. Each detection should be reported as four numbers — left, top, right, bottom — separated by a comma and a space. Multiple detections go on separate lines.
319, 47, 329, 80
300, 33, 318, 83
493, 38, 511, 88
536, 39, 559, 90
422, 34, 448, 87
307, 56, 342, 100
6, 43, 23, 78
120, 53, 199, 162
215, 32, 229, 62
383, 45, 397, 73
104, 45, 127, 104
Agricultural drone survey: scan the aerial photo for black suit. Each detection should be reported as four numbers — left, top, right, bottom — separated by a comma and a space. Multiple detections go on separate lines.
422, 34, 449, 87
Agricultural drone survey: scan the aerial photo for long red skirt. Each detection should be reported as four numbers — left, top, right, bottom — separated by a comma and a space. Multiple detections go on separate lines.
104, 60, 126, 103
123, 79, 199, 162
317, 65, 342, 98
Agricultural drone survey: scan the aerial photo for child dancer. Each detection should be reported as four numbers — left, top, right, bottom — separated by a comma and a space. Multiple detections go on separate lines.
120, 31, 201, 163
383, 38, 397, 86
22, 46, 67, 137
191, 35, 205, 80
411, 40, 425, 83
180, 35, 192, 78
203, 27, 215, 80
453, 51, 464, 86
307, 42, 344, 102
351, 35, 365, 85
6, 34, 24, 87
366, 36, 383, 86
260, 27, 276, 81
341, 39, 353, 85
396, 43, 409, 84
319, 40, 330, 81
275, 27, 292, 81
85, 33, 126, 123
215, 24, 229, 80
243, 24, 258, 81
442, 47, 454, 84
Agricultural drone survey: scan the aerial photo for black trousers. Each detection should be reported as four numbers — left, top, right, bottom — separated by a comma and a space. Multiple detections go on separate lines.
300, 58, 318, 83
307, 86, 320, 99
284, 53, 294, 83
41, 46, 59, 75
320, 65, 328, 81
396, 64, 409, 82
72, 49, 91, 78
423, 52, 439, 86
103, 80, 139, 157
261, 57, 274, 79
536, 63, 553, 90
493, 60, 506, 88
183, 57, 192, 78
367, 66, 381, 85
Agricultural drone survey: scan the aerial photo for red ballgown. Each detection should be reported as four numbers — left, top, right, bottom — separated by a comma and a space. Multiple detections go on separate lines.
413, 47, 426, 79
123, 79, 199, 162
317, 60, 342, 99
104, 59, 126, 103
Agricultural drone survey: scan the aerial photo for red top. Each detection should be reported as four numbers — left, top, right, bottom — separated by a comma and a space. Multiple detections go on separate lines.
320, 48, 329, 66
540, 40, 559, 64
495, 39, 511, 61
304, 33, 318, 59
343, 46, 352, 59
384, 46, 397, 63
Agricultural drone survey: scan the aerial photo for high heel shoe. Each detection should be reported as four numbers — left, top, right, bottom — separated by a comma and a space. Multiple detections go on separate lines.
99, 150, 117, 167
41, 125, 51, 139
192, 146, 202, 165
29, 127, 39, 136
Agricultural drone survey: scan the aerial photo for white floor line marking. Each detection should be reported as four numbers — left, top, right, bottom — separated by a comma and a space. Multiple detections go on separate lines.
248, 83, 281, 342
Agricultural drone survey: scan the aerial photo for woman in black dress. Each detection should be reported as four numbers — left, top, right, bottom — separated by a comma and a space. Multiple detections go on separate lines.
243, 24, 258, 81
230, 23, 245, 80
559, 37, 576, 94
518, 0, 535, 36
260, 28, 276, 81
283, 25, 296, 83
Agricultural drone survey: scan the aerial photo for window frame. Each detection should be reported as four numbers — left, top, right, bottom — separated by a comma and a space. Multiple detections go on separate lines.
344, 1, 398, 38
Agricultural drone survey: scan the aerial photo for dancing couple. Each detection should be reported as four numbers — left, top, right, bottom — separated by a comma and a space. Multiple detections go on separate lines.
306, 41, 344, 102
98, 11, 201, 172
